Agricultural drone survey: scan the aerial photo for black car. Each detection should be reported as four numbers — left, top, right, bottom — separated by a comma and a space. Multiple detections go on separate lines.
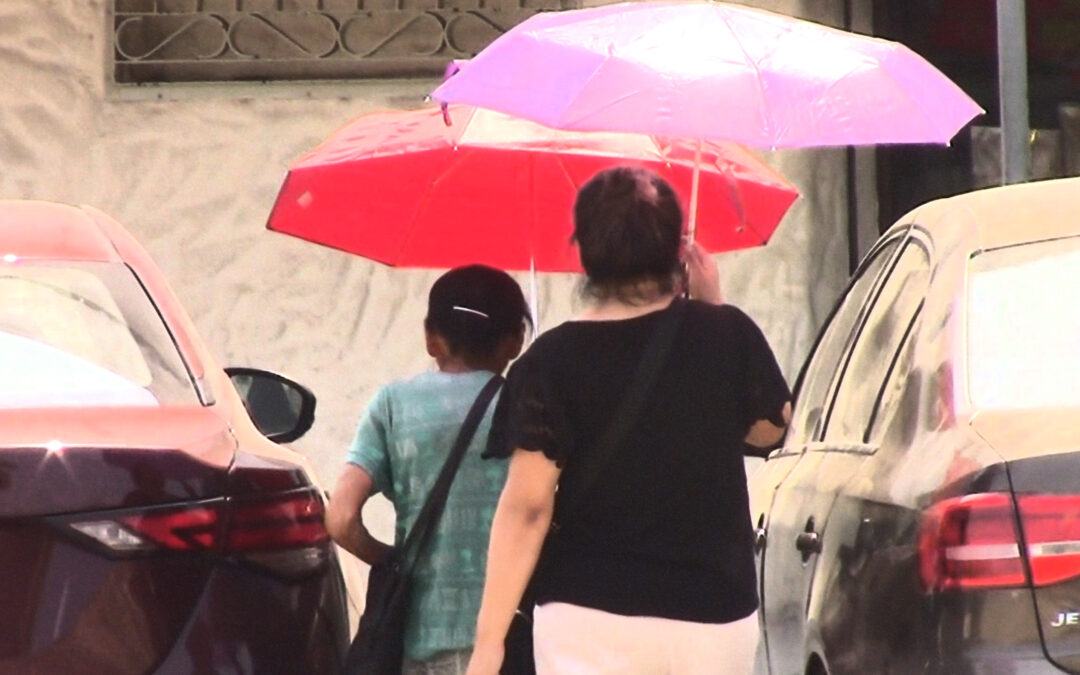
751, 176, 1080, 674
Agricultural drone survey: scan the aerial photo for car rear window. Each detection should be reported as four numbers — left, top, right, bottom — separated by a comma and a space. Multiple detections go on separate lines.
967, 236, 1080, 409
0, 261, 198, 407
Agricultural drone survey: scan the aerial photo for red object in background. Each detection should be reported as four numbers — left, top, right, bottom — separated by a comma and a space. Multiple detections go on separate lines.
931, 0, 1080, 66
267, 105, 799, 272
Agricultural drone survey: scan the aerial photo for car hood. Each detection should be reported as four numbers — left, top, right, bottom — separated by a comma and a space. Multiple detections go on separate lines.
0, 406, 236, 516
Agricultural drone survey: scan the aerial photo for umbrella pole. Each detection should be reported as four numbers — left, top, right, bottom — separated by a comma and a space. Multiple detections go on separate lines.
529, 255, 539, 342
687, 138, 703, 242
528, 152, 540, 342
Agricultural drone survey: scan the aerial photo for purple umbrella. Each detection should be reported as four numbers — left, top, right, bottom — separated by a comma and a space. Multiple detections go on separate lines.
431, 1, 984, 150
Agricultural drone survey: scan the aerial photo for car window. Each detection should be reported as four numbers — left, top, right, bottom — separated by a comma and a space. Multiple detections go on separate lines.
865, 306, 922, 444
0, 262, 198, 407
824, 241, 930, 443
968, 236, 1080, 409
786, 238, 901, 447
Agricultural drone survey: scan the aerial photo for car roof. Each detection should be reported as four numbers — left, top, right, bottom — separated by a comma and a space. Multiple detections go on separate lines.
0, 200, 123, 263
897, 176, 1080, 251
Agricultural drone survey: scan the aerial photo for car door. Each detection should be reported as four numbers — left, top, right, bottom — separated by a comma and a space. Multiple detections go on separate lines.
761, 236, 932, 674
755, 234, 903, 674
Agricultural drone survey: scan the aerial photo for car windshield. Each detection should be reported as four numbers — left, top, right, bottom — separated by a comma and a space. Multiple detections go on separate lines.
967, 236, 1080, 409
0, 261, 198, 408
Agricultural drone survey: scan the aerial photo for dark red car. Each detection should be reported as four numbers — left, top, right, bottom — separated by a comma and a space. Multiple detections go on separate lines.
0, 201, 351, 673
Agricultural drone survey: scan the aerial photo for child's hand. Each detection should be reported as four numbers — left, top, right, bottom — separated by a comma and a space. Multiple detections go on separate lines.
683, 241, 723, 304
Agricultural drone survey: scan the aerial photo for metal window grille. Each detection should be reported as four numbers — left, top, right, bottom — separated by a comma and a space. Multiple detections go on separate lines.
112, 0, 577, 84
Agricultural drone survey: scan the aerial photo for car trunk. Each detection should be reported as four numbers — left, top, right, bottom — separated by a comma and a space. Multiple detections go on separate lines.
0, 406, 234, 672
972, 408, 1080, 674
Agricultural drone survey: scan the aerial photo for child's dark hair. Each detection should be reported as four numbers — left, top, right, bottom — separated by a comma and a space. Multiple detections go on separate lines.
573, 166, 683, 301
424, 265, 531, 361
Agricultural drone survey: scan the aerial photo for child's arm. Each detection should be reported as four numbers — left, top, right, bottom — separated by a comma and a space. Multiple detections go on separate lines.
325, 464, 393, 565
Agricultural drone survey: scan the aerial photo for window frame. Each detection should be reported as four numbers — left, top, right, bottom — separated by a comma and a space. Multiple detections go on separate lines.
817, 231, 933, 450
772, 228, 910, 458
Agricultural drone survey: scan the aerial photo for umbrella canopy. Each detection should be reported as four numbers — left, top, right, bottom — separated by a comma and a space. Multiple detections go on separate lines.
430, 0, 984, 148
267, 104, 798, 272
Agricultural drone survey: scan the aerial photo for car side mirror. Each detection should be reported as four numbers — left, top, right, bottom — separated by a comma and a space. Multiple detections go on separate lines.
225, 367, 316, 444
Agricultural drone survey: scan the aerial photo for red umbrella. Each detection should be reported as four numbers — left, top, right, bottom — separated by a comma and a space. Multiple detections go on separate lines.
267, 104, 798, 272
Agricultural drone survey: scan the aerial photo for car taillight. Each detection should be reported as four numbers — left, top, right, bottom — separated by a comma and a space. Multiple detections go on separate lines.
120, 502, 221, 551
1015, 495, 1080, 586
919, 493, 1025, 591
919, 492, 1080, 592
64, 490, 330, 576
225, 491, 329, 552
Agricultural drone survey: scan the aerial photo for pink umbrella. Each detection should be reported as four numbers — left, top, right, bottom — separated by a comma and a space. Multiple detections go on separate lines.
431, 1, 984, 149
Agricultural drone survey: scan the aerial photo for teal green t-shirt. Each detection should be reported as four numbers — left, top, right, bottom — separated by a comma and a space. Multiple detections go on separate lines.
347, 370, 508, 662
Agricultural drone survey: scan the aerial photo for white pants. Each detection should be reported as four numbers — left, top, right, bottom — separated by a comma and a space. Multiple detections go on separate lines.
533, 602, 759, 675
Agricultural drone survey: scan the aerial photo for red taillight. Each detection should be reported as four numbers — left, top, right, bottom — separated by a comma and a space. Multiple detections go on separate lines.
121, 503, 221, 551
67, 490, 329, 557
919, 493, 1025, 591
225, 491, 328, 552
1016, 495, 1080, 586
919, 492, 1080, 592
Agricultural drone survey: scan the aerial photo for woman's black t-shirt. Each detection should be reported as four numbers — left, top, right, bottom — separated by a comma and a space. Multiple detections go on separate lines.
485, 299, 791, 624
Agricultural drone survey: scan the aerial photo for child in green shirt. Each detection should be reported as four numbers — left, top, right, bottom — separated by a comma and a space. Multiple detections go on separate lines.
326, 265, 530, 673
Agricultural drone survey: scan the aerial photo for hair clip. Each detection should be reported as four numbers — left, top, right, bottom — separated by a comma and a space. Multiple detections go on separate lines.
452, 305, 490, 318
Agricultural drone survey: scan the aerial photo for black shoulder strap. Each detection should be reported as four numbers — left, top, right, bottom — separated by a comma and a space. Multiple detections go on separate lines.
397, 374, 503, 570
557, 300, 686, 522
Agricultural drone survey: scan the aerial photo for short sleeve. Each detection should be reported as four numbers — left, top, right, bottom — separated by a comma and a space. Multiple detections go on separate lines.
483, 349, 571, 464
730, 307, 791, 431
345, 386, 393, 496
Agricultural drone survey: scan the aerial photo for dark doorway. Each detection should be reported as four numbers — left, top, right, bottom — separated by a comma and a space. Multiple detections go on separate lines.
872, 1, 1080, 232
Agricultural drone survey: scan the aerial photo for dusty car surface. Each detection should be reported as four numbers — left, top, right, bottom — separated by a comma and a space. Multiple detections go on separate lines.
751, 177, 1080, 674
0, 200, 353, 673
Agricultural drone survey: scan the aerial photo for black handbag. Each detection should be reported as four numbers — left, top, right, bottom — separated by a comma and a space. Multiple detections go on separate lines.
345, 375, 504, 675
500, 300, 686, 675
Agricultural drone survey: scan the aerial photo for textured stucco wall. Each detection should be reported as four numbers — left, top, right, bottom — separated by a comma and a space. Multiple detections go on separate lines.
0, 0, 856, 542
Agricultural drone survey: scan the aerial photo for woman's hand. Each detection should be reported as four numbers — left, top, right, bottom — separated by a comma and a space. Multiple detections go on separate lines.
683, 241, 723, 304
465, 639, 504, 675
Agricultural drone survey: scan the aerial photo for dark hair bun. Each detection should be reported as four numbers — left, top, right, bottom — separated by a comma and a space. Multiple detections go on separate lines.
425, 265, 530, 359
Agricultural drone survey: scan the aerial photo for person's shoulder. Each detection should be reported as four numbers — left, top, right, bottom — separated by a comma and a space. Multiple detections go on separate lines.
503, 323, 583, 382
520, 322, 582, 357
683, 299, 757, 329
380, 370, 444, 399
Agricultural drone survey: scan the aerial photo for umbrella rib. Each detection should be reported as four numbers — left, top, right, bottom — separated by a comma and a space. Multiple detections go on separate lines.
715, 9, 774, 147
392, 147, 475, 265
552, 153, 580, 264
873, 46, 952, 143
739, 209, 771, 247
714, 159, 770, 247
552, 47, 618, 131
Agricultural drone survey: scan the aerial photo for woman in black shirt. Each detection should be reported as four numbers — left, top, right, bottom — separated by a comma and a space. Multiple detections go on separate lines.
466, 167, 792, 675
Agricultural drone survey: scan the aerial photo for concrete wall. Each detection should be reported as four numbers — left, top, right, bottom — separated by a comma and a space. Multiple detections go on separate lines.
0, 0, 855, 541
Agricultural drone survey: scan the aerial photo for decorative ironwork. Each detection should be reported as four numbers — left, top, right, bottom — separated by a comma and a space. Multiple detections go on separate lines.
112, 0, 579, 84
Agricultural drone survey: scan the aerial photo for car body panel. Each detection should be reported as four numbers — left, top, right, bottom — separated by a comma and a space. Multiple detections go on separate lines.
0, 202, 122, 263
759, 448, 870, 675
0, 406, 234, 456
